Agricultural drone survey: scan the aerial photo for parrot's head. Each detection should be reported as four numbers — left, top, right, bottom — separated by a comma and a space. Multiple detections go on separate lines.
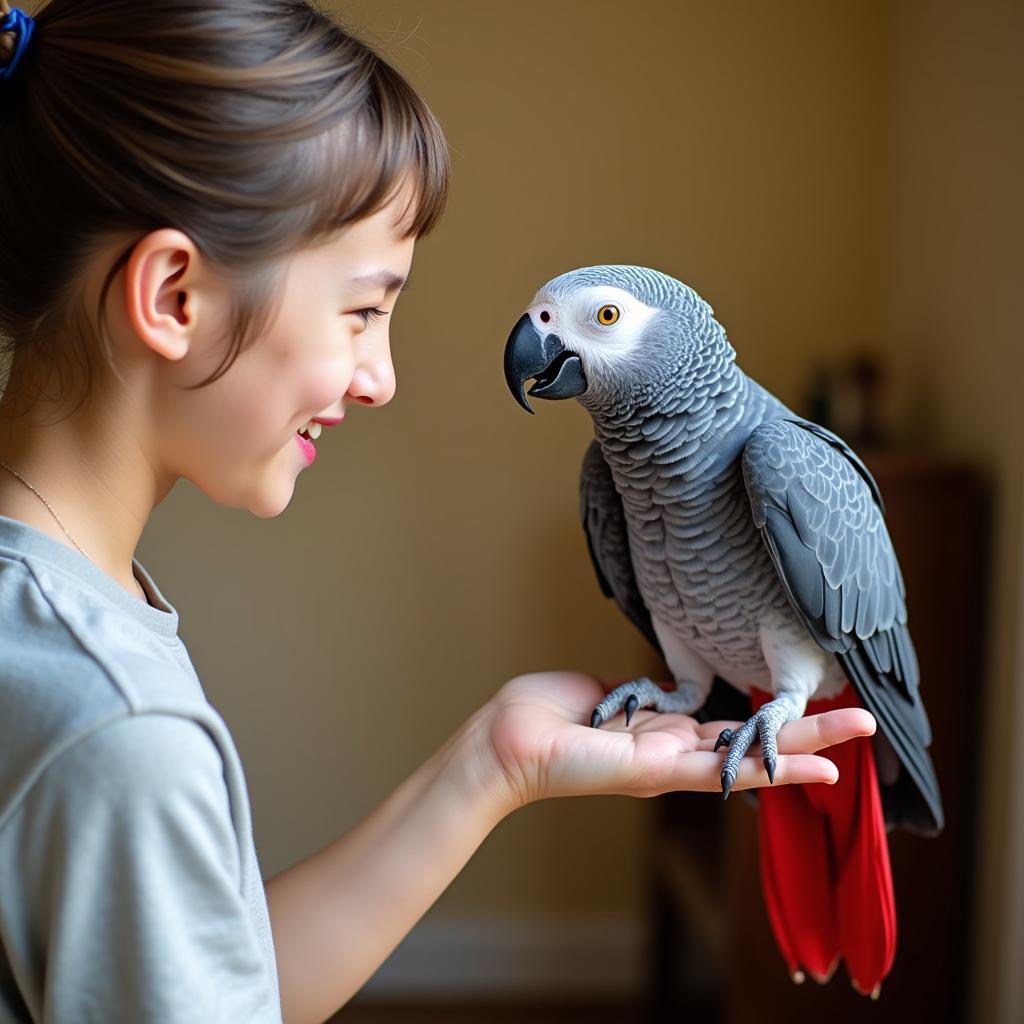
503, 265, 733, 416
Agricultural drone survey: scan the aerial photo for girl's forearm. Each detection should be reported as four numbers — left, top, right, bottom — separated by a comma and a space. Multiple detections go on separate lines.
264, 705, 513, 1024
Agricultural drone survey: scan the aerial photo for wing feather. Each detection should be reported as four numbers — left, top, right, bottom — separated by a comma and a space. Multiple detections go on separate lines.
744, 419, 943, 834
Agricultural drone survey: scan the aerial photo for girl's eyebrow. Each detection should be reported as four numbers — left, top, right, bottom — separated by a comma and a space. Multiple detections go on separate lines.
348, 270, 409, 293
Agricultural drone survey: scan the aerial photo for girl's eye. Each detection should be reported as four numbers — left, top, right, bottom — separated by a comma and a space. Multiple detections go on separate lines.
596, 304, 620, 326
354, 307, 389, 326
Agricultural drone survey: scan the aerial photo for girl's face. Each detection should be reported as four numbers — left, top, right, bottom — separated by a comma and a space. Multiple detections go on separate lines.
156, 193, 416, 517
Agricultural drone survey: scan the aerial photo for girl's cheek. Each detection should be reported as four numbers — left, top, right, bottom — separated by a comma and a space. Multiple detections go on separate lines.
307, 357, 355, 405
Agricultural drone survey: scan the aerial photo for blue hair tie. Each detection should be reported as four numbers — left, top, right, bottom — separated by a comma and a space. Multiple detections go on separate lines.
0, 7, 36, 82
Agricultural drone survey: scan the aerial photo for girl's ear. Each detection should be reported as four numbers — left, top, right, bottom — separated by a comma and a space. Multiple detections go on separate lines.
123, 228, 205, 362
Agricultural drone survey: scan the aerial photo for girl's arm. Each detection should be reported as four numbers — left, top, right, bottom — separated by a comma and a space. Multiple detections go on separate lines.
264, 702, 509, 1024
264, 670, 874, 1024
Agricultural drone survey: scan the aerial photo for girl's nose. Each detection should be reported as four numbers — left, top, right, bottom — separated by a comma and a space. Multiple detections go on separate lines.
347, 345, 396, 407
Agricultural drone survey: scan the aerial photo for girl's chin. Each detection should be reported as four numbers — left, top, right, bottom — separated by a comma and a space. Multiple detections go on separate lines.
256, 474, 301, 518
201, 446, 306, 516
250, 493, 295, 519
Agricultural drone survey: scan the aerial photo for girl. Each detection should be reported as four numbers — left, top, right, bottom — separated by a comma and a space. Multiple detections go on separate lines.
0, 1, 874, 1021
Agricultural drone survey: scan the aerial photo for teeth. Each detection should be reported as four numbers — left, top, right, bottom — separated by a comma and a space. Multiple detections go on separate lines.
296, 420, 324, 440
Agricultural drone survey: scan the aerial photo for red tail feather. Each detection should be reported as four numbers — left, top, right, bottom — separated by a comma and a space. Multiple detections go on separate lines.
750, 685, 896, 994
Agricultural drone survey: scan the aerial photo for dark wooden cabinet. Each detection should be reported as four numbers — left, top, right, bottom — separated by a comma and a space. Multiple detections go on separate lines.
648, 456, 987, 1024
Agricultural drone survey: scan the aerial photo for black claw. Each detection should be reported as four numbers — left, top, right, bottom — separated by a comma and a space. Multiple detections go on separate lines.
590, 709, 602, 729
765, 756, 776, 785
721, 772, 735, 801
714, 728, 733, 753
624, 694, 639, 726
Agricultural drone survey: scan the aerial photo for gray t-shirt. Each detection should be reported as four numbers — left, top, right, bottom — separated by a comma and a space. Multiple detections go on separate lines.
0, 516, 283, 1022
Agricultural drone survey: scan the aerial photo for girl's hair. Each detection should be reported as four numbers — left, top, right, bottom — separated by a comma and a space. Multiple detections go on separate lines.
0, 0, 449, 407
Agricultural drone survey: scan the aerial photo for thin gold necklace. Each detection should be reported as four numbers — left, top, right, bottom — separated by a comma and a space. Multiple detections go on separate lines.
0, 458, 91, 559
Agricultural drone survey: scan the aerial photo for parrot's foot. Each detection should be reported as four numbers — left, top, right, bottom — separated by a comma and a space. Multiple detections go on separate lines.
714, 694, 803, 798
589, 677, 703, 728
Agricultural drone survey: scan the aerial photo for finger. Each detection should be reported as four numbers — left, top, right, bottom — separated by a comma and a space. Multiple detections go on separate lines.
774, 708, 876, 753
694, 707, 876, 754
730, 752, 840, 790
645, 751, 840, 796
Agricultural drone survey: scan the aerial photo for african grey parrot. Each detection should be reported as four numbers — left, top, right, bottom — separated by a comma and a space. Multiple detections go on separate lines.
503, 265, 943, 995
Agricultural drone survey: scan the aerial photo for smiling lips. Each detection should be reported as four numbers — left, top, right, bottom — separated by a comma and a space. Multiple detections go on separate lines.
295, 432, 317, 464
295, 415, 343, 466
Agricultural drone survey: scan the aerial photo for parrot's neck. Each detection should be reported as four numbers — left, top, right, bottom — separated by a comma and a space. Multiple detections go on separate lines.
591, 361, 789, 492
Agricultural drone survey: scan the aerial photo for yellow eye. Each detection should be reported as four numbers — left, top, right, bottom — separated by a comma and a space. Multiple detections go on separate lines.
596, 304, 620, 326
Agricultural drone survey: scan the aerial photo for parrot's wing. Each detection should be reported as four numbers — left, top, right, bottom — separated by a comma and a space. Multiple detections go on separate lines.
742, 418, 943, 834
579, 440, 750, 724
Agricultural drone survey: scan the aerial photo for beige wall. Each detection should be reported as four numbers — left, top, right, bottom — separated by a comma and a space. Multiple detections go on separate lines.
881, 1, 1024, 1019
134, 0, 1023, 1007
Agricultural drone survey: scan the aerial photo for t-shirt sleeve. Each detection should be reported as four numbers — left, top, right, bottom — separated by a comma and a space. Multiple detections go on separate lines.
4, 713, 280, 1023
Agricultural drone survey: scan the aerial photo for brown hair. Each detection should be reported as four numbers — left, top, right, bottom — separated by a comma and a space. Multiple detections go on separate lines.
0, 0, 448, 409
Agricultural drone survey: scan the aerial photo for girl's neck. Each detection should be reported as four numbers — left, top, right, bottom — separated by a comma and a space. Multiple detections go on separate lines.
0, 382, 154, 604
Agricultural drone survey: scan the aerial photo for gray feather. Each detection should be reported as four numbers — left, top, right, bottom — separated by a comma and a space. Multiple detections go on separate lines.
743, 418, 941, 832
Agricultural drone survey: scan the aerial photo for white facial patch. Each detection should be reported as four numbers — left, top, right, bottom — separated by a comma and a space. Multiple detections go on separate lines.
527, 285, 661, 374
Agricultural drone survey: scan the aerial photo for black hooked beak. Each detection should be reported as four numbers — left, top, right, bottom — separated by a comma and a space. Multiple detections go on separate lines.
503, 313, 589, 414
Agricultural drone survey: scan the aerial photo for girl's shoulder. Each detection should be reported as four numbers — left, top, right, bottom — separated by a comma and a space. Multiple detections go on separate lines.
0, 547, 202, 712
0, 541, 237, 837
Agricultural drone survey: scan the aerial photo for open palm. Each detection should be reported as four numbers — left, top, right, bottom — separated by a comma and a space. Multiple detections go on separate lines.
485, 671, 876, 808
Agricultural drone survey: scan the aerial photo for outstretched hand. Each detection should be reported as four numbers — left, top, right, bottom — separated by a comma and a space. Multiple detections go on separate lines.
479, 671, 876, 811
